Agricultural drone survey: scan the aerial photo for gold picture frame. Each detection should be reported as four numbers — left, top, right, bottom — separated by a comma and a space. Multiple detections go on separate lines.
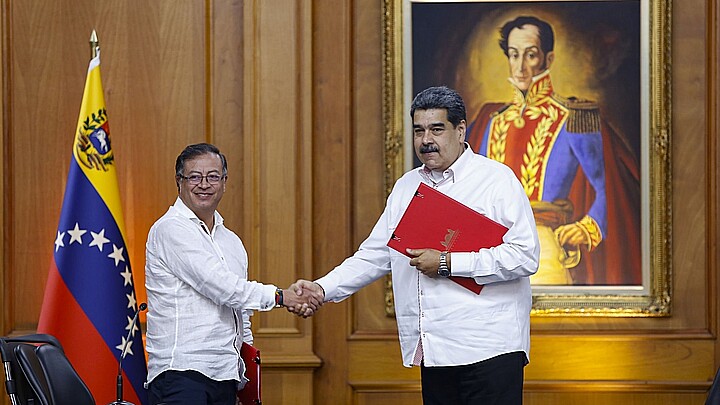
382, 0, 671, 316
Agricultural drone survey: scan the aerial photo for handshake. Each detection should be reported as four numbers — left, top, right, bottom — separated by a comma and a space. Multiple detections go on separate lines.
280, 279, 325, 318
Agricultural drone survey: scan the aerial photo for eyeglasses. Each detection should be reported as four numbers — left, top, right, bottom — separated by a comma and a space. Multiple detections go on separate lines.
180, 173, 225, 185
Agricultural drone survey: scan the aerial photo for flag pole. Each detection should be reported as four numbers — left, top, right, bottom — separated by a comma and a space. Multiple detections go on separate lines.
90, 29, 99, 59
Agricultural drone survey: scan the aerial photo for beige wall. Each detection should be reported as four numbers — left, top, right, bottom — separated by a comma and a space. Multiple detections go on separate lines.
1, 0, 718, 404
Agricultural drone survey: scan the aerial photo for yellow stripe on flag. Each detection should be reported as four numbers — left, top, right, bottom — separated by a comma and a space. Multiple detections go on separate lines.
71, 54, 127, 242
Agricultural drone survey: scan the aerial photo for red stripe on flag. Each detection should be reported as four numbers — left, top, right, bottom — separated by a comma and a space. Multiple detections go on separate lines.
38, 261, 142, 404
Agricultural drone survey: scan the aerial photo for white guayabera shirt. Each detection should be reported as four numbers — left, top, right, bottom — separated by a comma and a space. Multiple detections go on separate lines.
144, 198, 276, 387
316, 146, 540, 368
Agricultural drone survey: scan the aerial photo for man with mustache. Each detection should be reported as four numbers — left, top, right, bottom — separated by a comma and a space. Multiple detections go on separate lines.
293, 86, 539, 404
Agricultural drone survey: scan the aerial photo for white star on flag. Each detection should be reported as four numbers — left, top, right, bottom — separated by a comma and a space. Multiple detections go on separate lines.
125, 315, 139, 335
108, 244, 125, 266
67, 222, 87, 244
89, 229, 110, 252
120, 266, 133, 287
126, 292, 137, 310
115, 336, 134, 357
54, 231, 66, 252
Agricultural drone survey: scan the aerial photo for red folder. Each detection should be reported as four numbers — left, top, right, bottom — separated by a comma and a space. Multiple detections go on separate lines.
237, 342, 262, 405
387, 183, 508, 294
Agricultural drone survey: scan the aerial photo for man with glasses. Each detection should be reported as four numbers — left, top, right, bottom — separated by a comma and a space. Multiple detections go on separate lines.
144, 143, 319, 405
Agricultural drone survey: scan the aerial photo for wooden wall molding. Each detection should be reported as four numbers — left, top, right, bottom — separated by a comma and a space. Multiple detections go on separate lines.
709, 0, 720, 369
240, 0, 316, 342
0, 0, 8, 336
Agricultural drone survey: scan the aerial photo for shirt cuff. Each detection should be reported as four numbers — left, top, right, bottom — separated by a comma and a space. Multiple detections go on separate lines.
448, 252, 473, 278
314, 277, 333, 302
259, 284, 280, 311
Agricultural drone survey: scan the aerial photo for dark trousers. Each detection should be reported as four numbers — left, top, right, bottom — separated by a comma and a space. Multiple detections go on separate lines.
148, 370, 236, 405
420, 351, 526, 405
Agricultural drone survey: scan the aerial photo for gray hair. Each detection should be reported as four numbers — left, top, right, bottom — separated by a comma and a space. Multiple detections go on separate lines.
174, 143, 228, 191
409, 86, 466, 127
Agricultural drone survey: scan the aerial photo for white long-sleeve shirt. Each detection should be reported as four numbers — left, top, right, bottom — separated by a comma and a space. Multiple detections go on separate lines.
145, 198, 277, 385
316, 146, 539, 367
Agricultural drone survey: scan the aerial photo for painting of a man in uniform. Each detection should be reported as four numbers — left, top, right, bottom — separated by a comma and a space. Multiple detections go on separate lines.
411, 2, 641, 286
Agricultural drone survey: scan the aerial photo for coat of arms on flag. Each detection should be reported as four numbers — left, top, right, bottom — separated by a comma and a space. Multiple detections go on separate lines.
76, 107, 114, 171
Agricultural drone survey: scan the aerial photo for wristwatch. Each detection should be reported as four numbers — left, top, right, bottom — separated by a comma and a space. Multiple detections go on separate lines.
274, 288, 284, 308
438, 251, 450, 277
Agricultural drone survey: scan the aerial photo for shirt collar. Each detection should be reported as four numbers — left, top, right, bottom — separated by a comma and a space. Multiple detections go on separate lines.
418, 143, 473, 185
172, 197, 224, 228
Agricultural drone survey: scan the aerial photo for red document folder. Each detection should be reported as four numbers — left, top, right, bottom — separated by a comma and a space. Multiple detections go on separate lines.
387, 183, 508, 294
237, 342, 262, 405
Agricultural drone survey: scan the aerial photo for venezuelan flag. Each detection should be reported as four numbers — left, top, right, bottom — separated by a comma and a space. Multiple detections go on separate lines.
38, 50, 147, 405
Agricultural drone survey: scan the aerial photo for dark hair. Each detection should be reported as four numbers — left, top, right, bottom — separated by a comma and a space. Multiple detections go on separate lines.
175, 143, 228, 179
409, 86, 466, 127
498, 16, 554, 56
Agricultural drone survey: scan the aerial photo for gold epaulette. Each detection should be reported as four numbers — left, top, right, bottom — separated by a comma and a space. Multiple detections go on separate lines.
554, 95, 601, 133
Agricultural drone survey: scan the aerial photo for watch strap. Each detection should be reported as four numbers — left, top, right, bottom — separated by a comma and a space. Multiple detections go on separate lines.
438, 251, 450, 277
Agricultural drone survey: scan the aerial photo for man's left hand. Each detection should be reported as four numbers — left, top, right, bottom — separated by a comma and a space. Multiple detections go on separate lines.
555, 222, 589, 248
407, 248, 442, 278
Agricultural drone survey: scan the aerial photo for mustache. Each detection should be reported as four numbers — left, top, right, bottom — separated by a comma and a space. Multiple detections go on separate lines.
419, 144, 439, 154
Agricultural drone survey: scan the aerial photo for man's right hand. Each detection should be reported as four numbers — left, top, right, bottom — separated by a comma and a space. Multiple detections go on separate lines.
285, 279, 325, 317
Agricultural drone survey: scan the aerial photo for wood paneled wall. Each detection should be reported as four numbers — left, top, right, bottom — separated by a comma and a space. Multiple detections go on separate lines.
1, 0, 718, 404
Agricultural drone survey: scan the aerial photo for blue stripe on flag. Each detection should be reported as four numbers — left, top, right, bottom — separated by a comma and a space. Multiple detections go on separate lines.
54, 159, 147, 401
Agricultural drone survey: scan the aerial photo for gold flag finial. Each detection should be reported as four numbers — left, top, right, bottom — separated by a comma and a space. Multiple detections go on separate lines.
89, 30, 99, 59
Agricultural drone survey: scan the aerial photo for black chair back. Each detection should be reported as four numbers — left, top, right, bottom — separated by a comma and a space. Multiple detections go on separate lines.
1, 334, 60, 405
1, 334, 95, 405
34, 344, 94, 405
14, 345, 51, 405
